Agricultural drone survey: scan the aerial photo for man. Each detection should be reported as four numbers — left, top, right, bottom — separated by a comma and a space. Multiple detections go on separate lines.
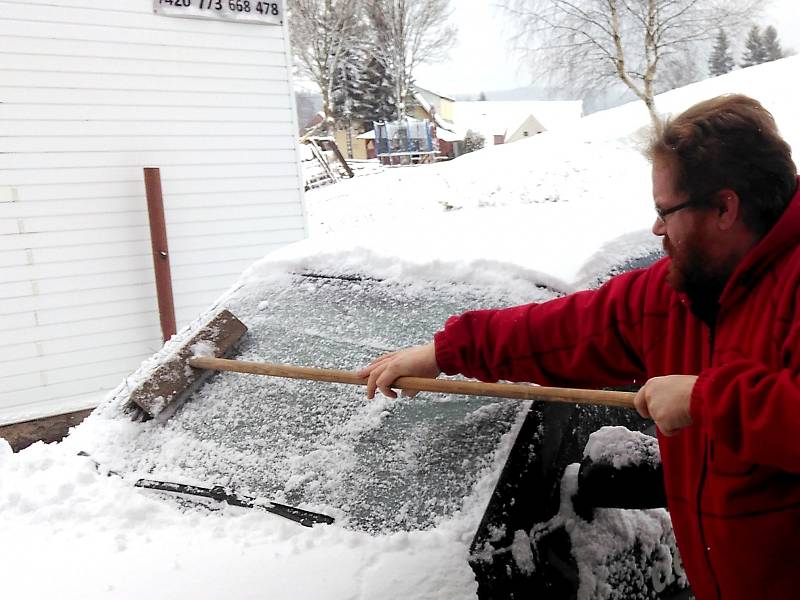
357, 94, 800, 600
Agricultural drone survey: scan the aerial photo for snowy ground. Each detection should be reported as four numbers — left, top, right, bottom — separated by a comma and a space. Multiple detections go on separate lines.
2, 56, 799, 599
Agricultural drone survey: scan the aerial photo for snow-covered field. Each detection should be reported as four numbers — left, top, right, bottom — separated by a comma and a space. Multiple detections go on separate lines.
2, 56, 799, 599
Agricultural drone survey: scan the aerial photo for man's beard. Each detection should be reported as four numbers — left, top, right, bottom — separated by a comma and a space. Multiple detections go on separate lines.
664, 235, 729, 325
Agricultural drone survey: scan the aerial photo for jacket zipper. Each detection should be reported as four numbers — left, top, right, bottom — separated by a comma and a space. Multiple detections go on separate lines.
696, 323, 722, 599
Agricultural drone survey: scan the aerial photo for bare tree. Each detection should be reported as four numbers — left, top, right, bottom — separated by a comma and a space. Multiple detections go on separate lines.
288, 0, 365, 131
500, 0, 762, 129
367, 0, 456, 120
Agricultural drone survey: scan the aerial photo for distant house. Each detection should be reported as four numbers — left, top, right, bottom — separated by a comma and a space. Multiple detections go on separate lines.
453, 100, 584, 148
338, 93, 583, 162
408, 86, 461, 158
409, 86, 456, 129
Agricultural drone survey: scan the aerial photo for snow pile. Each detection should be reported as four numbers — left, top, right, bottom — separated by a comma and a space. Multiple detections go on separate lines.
299, 136, 655, 288
522, 461, 683, 600
0, 418, 523, 600
551, 464, 684, 600
584, 426, 661, 470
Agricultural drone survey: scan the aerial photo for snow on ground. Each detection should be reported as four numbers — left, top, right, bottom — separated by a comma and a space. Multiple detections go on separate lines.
2, 56, 800, 599
299, 55, 799, 289
0, 432, 500, 599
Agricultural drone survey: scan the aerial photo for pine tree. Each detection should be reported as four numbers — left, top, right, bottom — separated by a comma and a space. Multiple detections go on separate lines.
478, 91, 487, 101
708, 29, 735, 76
359, 56, 397, 125
741, 26, 768, 68
762, 25, 784, 62
332, 48, 368, 123
332, 52, 396, 126
463, 129, 485, 154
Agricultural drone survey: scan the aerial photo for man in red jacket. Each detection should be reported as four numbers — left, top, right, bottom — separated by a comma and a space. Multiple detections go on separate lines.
358, 94, 799, 600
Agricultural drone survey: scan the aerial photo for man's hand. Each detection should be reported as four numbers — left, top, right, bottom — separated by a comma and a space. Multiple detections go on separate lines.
634, 375, 697, 436
356, 343, 440, 399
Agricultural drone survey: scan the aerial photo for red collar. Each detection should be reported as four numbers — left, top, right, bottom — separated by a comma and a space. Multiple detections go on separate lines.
719, 176, 800, 306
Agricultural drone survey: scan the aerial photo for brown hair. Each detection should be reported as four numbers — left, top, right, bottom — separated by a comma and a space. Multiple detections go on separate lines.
647, 94, 797, 236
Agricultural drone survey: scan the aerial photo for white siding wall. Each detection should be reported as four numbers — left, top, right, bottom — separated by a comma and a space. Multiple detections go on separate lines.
0, 0, 307, 424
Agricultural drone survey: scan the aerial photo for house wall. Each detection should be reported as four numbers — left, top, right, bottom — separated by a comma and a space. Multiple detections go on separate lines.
0, 0, 307, 424
415, 87, 454, 122
408, 106, 429, 122
438, 98, 454, 122
506, 115, 546, 144
334, 129, 368, 160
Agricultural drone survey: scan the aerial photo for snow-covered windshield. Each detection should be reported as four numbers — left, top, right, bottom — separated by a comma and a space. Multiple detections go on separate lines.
78, 271, 557, 533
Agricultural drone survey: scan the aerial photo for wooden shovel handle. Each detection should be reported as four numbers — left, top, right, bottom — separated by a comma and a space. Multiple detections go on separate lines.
188, 356, 636, 409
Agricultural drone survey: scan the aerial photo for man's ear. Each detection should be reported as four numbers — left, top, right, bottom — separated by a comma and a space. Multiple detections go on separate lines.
714, 188, 740, 230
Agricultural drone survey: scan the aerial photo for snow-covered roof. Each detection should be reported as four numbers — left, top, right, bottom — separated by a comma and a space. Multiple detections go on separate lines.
436, 127, 463, 142
412, 90, 456, 132
414, 84, 456, 103
453, 100, 583, 141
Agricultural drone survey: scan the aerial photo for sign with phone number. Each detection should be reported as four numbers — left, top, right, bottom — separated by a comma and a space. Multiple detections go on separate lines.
154, 0, 283, 26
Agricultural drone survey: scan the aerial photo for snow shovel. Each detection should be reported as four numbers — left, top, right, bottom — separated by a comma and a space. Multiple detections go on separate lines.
128, 309, 636, 421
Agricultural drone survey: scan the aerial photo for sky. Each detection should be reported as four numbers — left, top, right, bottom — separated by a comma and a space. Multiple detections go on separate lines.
415, 0, 800, 97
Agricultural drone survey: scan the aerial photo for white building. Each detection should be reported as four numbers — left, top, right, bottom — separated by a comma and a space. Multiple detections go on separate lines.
0, 1, 306, 424
453, 100, 584, 145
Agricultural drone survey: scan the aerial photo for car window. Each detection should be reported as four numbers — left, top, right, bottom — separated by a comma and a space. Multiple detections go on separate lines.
79, 272, 558, 533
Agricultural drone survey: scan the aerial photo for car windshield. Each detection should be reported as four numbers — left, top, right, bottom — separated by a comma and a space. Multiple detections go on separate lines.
76, 270, 559, 533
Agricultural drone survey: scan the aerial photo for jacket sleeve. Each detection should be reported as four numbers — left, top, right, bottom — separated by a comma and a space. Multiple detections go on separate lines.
433, 267, 651, 389
690, 320, 800, 473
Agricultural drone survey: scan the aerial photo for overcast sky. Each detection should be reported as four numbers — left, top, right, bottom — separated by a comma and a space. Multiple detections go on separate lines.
415, 0, 800, 97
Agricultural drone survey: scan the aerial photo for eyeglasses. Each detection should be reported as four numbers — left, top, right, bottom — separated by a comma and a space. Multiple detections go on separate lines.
654, 198, 703, 222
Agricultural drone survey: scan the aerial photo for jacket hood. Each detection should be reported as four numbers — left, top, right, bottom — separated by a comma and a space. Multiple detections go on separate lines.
719, 176, 800, 307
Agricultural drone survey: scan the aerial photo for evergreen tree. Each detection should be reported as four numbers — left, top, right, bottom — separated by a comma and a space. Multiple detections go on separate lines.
463, 129, 485, 154
332, 52, 396, 127
741, 26, 767, 68
762, 25, 784, 62
478, 91, 487, 101
360, 57, 397, 125
332, 48, 370, 123
708, 29, 735, 76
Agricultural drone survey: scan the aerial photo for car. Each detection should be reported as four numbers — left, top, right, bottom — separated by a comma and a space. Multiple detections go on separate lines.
56, 233, 688, 599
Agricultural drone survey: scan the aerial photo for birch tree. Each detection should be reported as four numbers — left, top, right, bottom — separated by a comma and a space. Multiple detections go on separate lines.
500, 0, 762, 130
288, 0, 365, 130
366, 0, 456, 120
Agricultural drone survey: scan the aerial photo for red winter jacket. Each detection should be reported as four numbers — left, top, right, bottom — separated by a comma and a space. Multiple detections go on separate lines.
434, 182, 800, 600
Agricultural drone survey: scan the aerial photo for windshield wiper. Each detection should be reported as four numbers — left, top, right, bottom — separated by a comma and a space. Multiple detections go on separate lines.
134, 478, 335, 527
78, 452, 334, 528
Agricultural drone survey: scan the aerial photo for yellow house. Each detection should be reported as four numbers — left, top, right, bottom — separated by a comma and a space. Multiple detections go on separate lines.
334, 122, 371, 160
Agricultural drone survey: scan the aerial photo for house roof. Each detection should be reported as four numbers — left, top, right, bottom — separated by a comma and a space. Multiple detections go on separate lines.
413, 84, 456, 103
436, 127, 463, 142
452, 100, 583, 141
